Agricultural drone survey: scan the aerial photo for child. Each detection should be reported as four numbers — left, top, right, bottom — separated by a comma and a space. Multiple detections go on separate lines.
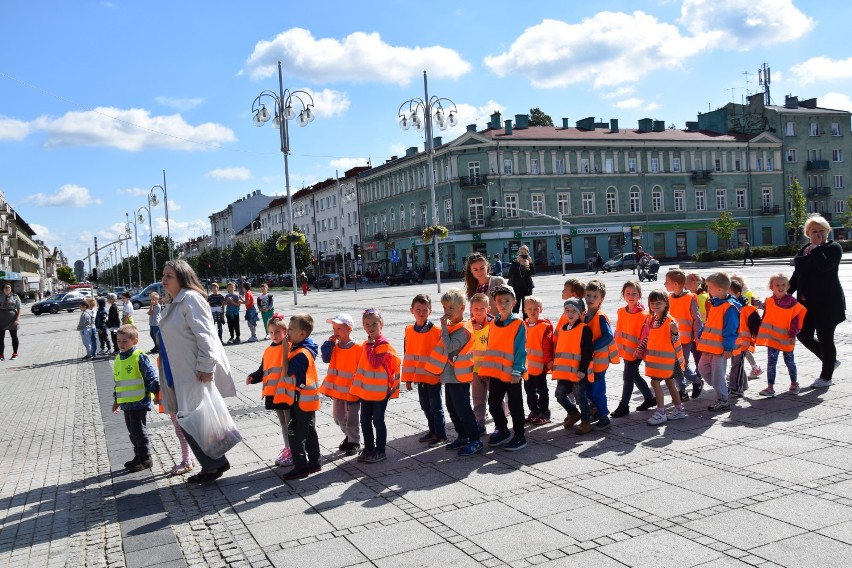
241, 282, 259, 342
523, 296, 553, 424
583, 280, 619, 430
351, 309, 402, 464
612, 281, 656, 417
480, 286, 528, 451
207, 282, 226, 344
730, 274, 763, 379
111, 324, 160, 472
636, 290, 686, 425
685, 272, 709, 370
147, 292, 161, 354
224, 282, 241, 344
695, 272, 741, 411
246, 313, 294, 468
95, 297, 111, 355
106, 293, 121, 354
665, 269, 704, 400
320, 313, 364, 456
424, 288, 483, 456
755, 273, 807, 396
727, 279, 762, 397
257, 283, 274, 340
121, 291, 134, 325
273, 313, 321, 480
469, 293, 494, 436
552, 298, 594, 433
554, 278, 586, 339
77, 298, 97, 359
402, 294, 446, 447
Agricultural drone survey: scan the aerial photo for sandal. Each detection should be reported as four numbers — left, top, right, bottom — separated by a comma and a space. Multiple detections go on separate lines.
171, 461, 194, 476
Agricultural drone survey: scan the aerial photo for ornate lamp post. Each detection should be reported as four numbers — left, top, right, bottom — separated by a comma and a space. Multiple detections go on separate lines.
398, 71, 457, 293
137, 205, 155, 283
126, 212, 142, 287
251, 60, 315, 306
149, 170, 171, 260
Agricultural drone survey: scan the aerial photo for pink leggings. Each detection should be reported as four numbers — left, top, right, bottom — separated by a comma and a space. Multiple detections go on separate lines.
169, 413, 193, 465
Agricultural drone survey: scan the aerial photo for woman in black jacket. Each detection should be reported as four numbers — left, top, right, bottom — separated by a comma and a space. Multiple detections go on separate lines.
789, 214, 846, 388
507, 245, 536, 316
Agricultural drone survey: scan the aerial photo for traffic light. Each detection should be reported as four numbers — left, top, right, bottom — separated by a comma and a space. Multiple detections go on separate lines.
91, 268, 98, 281
353, 244, 361, 259
345, 252, 352, 261
318, 251, 324, 263
491, 199, 498, 216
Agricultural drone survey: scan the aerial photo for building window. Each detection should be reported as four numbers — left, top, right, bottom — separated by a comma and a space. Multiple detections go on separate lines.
736, 188, 746, 209
735, 159, 741, 171
833, 149, 844, 162
505, 194, 519, 218
444, 198, 453, 224
716, 189, 726, 210
786, 122, 795, 136
503, 159, 513, 175
650, 158, 659, 173
555, 158, 565, 174
581, 158, 590, 173
755, 158, 762, 172
410, 204, 416, 229
652, 190, 662, 212
832, 122, 842, 136
696, 190, 706, 211
420, 204, 427, 228
766, 157, 773, 171
835, 175, 844, 188
390, 210, 396, 232
468, 161, 480, 180
531, 158, 540, 175
714, 159, 721, 172
787, 149, 797, 163
672, 157, 681, 172
531, 193, 544, 214
605, 158, 613, 173
372, 215, 378, 235
582, 192, 595, 215
836, 200, 846, 214
606, 189, 617, 214
810, 122, 819, 136
468, 197, 484, 228
399, 206, 406, 230
694, 159, 702, 170
557, 192, 571, 216
628, 158, 637, 173
674, 190, 685, 212
629, 189, 641, 213
762, 187, 772, 209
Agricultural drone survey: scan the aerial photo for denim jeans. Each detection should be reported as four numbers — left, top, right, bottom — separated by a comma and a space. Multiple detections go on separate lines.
619, 359, 654, 407
444, 382, 478, 440
417, 383, 446, 438
586, 370, 609, 417
124, 408, 150, 459
361, 396, 390, 452
555, 379, 591, 422
767, 347, 797, 385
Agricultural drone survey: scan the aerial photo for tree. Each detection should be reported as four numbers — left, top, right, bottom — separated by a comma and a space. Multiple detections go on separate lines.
709, 211, 740, 250
528, 107, 554, 127
839, 195, 852, 232
785, 178, 808, 243
57, 265, 76, 285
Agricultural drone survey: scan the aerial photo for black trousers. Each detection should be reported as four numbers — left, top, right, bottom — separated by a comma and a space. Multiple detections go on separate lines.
444, 382, 478, 440
226, 313, 240, 339
0, 329, 19, 356
797, 316, 838, 380
124, 408, 150, 459
524, 372, 550, 417
487, 378, 525, 437
288, 404, 320, 467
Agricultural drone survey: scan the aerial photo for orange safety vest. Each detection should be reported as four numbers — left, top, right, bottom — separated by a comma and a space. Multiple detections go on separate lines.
644, 315, 686, 379
525, 318, 553, 376
272, 346, 321, 411
696, 301, 739, 355
553, 312, 568, 340
756, 297, 807, 352
586, 311, 620, 372
479, 318, 527, 383
261, 343, 286, 398
351, 342, 402, 401
318, 341, 364, 401
669, 292, 697, 344
615, 306, 647, 362
401, 324, 442, 385
552, 322, 589, 382
735, 304, 759, 354
423, 321, 475, 383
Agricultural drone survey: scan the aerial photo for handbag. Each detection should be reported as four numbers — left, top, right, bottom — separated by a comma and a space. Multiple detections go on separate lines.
177, 383, 242, 459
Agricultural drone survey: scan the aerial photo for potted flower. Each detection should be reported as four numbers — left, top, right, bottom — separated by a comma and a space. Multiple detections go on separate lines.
422, 224, 449, 241
276, 231, 306, 250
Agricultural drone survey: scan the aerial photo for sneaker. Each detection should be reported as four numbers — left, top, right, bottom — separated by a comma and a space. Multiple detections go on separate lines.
226, 338, 234, 344
0, 355, 5, 361
458, 440, 484, 457
263, 335, 270, 341
283, 466, 311, 480
748, 367, 764, 379
575, 421, 594, 435
446, 437, 468, 450
531, 416, 551, 425
357, 449, 374, 462
338, 438, 350, 451
788, 383, 801, 395
476, 424, 487, 437
124, 456, 141, 469
363, 450, 386, 463
595, 418, 612, 430
729, 389, 744, 398
758, 386, 775, 397
810, 378, 834, 389
247, 336, 258, 343
610, 405, 629, 418
10, 353, 19, 360
306, 462, 322, 475
563, 410, 581, 429
647, 410, 668, 425
667, 407, 686, 420
691, 382, 704, 399
428, 436, 448, 448
233, 338, 241, 344
488, 429, 512, 447
636, 398, 657, 411
504, 436, 527, 451
417, 432, 436, 443
275, 448, 293, 467
678, 389, 689, 402
127, 457, 152, 472
707, 399, 731, 411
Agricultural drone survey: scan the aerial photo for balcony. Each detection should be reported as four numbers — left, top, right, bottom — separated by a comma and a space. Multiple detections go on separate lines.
807, 187, 831, 197
373, 230, 388, 241
691, 170, 713, 182
806, 160, 830, 170
459, 175, 488, 187
760, 205, 781, 215
0, 220, 8, 234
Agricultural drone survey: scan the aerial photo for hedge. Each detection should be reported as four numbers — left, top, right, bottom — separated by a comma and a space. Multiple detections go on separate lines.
692, 240, 852, 262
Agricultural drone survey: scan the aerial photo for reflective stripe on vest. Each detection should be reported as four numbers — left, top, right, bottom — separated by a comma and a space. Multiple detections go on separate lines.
586, 311, 620, 372
479, 318, 525, 383
644, 315, 686, 379
525, 319, 553, 376
319, 342, 363, 401
272, 346, 320, 411
424, 321, 475, 383
615, 307, 647, 361
756, 298, 807, 353
696, 301, 738, 354
351, 342, 401, 401
552, 322, 586, 382
669, 292, 697, 344
261, 343, 285, 398
402, 325, 441, 384
114, 350, 146, 404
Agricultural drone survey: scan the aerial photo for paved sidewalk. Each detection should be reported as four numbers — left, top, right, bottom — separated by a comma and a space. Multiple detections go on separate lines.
2, 262, 852, 567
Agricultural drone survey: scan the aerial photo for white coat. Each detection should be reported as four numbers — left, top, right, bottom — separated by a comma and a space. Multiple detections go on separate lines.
157, 288, 236, 415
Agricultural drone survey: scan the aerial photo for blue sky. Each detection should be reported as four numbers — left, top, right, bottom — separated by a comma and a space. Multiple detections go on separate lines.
2, 0, 850, 264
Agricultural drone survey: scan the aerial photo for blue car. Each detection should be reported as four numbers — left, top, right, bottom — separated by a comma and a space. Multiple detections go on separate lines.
30, 291, 88, 315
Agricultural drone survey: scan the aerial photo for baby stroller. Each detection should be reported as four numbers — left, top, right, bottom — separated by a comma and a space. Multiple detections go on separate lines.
637, 256, 660, 282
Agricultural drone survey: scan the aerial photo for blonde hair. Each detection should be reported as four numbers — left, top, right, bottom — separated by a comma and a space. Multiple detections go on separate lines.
149, 292, 159, 300
117, 324, 138, 340
441, 287, 466, 307
804, 213, 831, 237
267, 314, 287, 332
523, 295, 543, 308
729, 273, 749, 291
768, 272, 790, 288
705, 271, 731, 291
621, 280, 642, 297
85, 297, 97, 308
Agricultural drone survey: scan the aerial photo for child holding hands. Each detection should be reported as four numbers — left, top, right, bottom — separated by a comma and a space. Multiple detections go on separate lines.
612, 281, 656, 417
552, 298, 594, 433
320, 313, 364, 455
523, 296, 554, 424
696, 272, 741, 411
755, 273, 807, 396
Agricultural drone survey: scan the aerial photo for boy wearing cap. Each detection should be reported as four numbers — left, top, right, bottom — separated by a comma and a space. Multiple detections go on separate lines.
320, 313, 364, 456
553, 298, 594, 432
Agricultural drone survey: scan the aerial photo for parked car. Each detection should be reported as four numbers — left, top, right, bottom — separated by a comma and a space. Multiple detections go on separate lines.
280, 273, 294, 287
30, 291, 88, 315
602, 252, 636, 272
385, 269, 424, 286
130, 283, 165, 309
314, 273, 340, 289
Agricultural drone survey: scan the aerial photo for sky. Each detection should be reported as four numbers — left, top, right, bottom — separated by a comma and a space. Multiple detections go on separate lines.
2, 0, 851, 266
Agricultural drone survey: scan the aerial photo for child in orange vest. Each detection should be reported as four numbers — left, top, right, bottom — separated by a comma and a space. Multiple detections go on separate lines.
403, 294, 446, 447
554, 278, 586, 340
552, 298, 593, 433
245, 313, 292, 468
727, 279, 762, 397
730, 273, 763, 379
469, 293, 494, 436
319, 313, 364, 456
583, 280, 619, 430
635, 290, 686, 425
665, 269, 703, 401
696, 272, 741, 411
756, 273, 806, 396
611, 281, 656, 418
351, 309, 402, 464
481, 286, 528, 451
425, 288, 482, 456
523, 296, 554, 425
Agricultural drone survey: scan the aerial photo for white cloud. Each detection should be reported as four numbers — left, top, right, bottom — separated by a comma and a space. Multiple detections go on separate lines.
207, 167, 252, 181
790, 56, 852, 86
304, 88, 350, 118
602, 86, 637, 99
0, 116, 30, 141
615, 98, 644, 109
31, 107, 236, 151
680, 0, 814, 50
243, 28, 472, 85
329, 158, 370, 171
116, 187, 151, 197
23, 184, 103, 207
820, 92, 852, 112
29, 223, 54, 241
155, 96, 204, 111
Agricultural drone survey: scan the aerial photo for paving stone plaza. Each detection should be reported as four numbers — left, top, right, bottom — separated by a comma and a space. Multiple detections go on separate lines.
2, 260, 852, 568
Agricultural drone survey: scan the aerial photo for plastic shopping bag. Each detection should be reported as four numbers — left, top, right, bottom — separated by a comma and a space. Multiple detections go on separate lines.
177, 383, 242, 459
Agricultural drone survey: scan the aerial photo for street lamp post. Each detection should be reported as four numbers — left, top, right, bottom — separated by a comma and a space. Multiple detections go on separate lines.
137, 205, 155, 283
398, 70, 457, 294
126, 212, 142, 287
149, 170, 171, 260
251, 60, 315, 306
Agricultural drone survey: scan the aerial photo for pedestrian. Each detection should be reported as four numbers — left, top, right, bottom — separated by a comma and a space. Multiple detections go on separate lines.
507, 245, 535, 316
463, 253, 506, 317
611, 281, 656, 418
755, 273, 807, 396
106, 293, 121, 354
77, 298, 97, 359
257, 282, 274, 340
492, 254, 503, 277
121, 291, 134, 325
0, 282, 21, 361
319, 313, 363, 457
300, 272, 309, 296
582, 280, 619, 431
523, 296, 553, 425
742, 242, 754, 266
241, 282, 259, 342
553, 298, 593, 432
696, 272, 740, 412
224, 282, 241, 344
207, 282, 226, 344
147, 292, 161, 354
95, 297, 111, 355
633, 246, 645, 274
593, 252, 604, 274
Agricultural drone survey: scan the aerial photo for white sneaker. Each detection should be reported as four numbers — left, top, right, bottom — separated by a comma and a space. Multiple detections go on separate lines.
809, 378, 834, 389
667, 408, 686, 420
647, 410, 668, 425
748, 367, 764, 379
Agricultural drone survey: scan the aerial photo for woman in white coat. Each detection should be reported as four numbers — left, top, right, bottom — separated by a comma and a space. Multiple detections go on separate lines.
158, 260, 237, 484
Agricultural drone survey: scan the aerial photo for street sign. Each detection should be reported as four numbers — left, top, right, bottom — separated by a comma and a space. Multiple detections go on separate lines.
513, 230, 522, 239
472, 233, 481, 241
390, 249, 400, 263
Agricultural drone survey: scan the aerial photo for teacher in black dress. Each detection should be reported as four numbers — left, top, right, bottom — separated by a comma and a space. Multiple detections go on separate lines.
507, 245, 535, 316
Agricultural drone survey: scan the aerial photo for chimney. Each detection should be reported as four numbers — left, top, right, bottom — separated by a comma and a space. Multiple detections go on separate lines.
609, 119, 619, 133
561, 117, 570, 129
576, 117, 595, 130
800, 98, 817, 109
466, 124, 477, 132
685, 121, 699, 132
515, 114, 530, 128
652, 120, 665, 132
490, 111, 502, 129
504, 119, 513, 135
433, 136, 442, 148
638, 118, 653, 132
405, 146, 418, 157
785, 95, 799, 109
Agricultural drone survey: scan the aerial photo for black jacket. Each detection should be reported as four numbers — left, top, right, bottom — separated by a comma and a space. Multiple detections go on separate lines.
507, 261, 535, 296
789, 240, 846, 327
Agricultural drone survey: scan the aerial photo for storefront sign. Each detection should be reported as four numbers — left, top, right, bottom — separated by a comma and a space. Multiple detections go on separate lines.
571, 226, 623, 236
521, 229, 557, 237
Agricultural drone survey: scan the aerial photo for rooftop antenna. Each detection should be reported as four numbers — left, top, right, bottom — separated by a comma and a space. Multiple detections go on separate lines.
758, 62, 771, 105
742, 69, 752, 97
724, 87, 740, 104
